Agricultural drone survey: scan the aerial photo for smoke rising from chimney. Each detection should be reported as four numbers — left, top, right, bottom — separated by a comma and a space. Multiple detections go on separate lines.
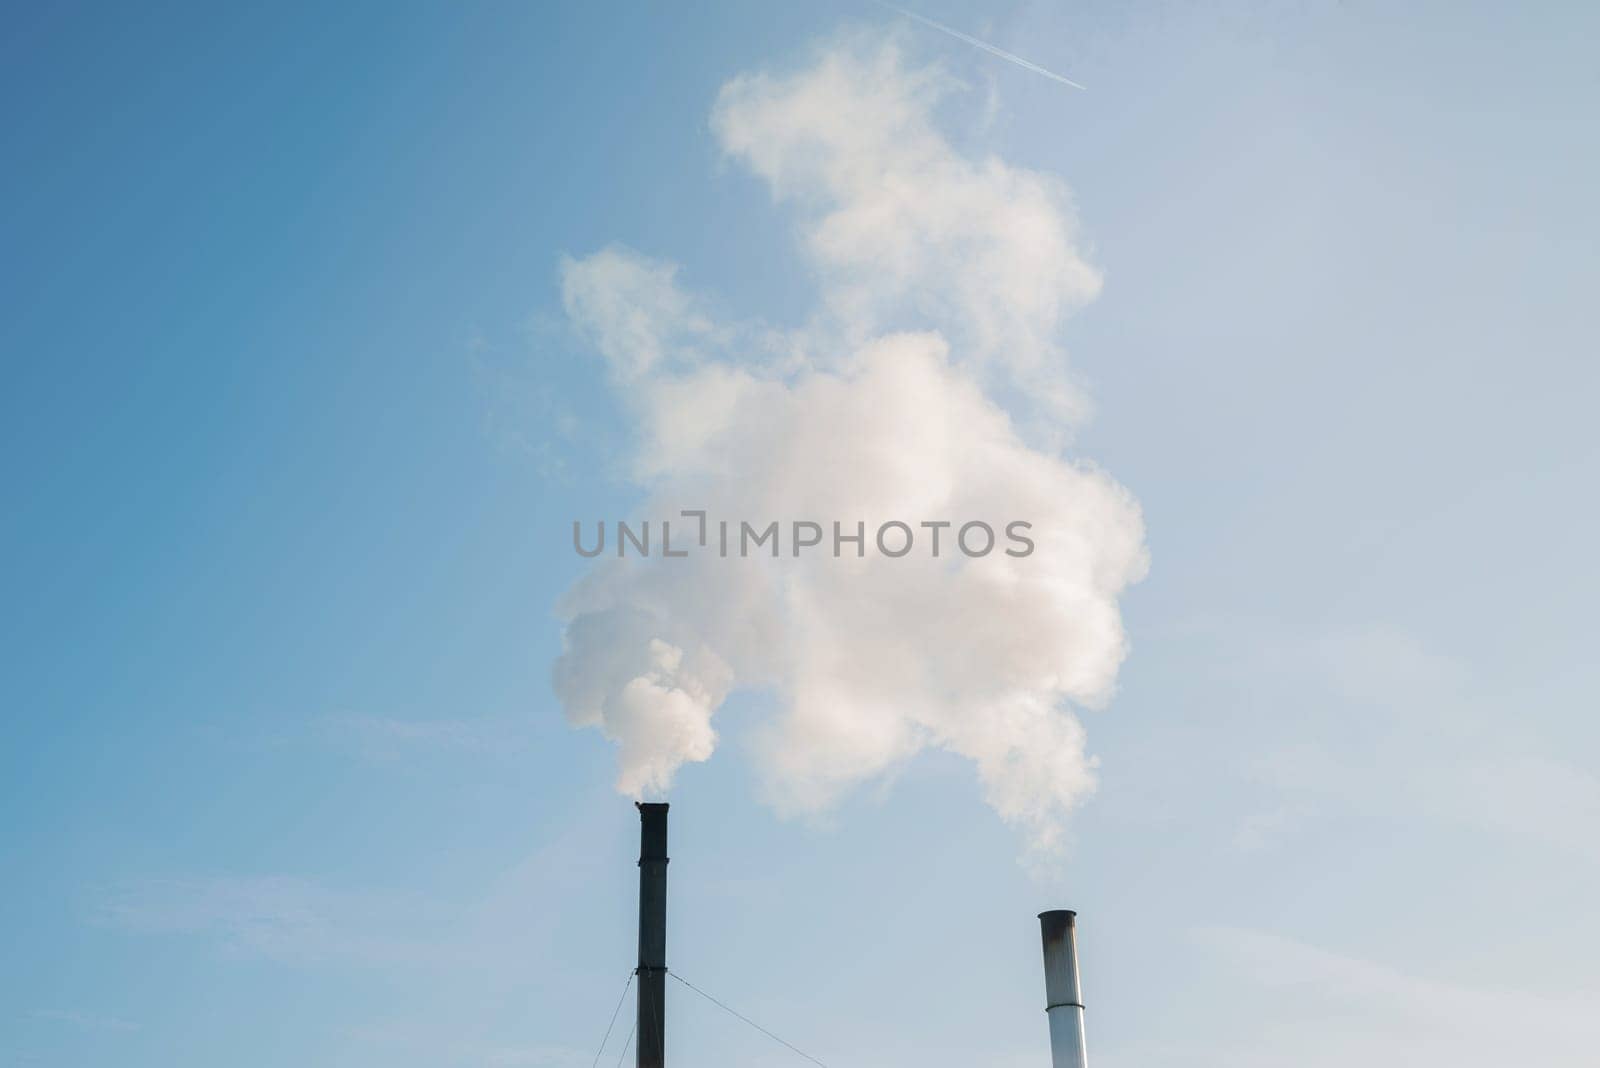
552, 33, 1148, 851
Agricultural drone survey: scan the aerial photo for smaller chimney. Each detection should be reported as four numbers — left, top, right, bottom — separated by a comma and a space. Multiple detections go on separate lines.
1038, 910, 1087, 1068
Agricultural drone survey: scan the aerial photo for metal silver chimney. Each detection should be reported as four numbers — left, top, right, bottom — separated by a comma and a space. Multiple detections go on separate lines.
636, 803, 669, 1068
1039, 910, 1088, 1068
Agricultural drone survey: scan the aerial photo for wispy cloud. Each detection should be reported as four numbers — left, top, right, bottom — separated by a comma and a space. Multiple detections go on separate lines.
25, 1009, 138, 1032
1231, 620, 1600, 861
93, 805, 633, 1066
877, 3, 1087, 90
1230, 804, 1306, 853
1247, 740, 1600, 861
1140, 927, 1600, 1068
470, 333, 587, 481
321, 714, 529, 762
95, 876, 453, 966
1128, 618, 1600, 868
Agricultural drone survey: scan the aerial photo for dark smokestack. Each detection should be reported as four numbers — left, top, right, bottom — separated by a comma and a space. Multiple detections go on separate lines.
636, 803, 669, 1068
1039, 910, 1087, 1068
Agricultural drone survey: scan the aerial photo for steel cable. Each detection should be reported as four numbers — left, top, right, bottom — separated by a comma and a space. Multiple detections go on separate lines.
591, 970, 634, 1068
668, 969, 832, 1068
613, 1022, 635, 1068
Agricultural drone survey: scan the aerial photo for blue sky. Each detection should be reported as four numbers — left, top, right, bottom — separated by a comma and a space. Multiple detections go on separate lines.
3, 2, 1598, 1066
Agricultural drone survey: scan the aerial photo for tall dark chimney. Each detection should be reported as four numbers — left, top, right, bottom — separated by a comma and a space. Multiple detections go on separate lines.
636, 802, 669, 1068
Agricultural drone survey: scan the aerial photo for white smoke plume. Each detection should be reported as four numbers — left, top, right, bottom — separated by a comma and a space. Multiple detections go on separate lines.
552, 34, 1147, 851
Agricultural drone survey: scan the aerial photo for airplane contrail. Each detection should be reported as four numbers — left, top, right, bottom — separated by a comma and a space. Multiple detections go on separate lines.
878, 3, 1088, 91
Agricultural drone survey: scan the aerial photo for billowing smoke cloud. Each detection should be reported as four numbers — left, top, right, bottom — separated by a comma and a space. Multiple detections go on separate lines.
552, 34, 1147, 850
